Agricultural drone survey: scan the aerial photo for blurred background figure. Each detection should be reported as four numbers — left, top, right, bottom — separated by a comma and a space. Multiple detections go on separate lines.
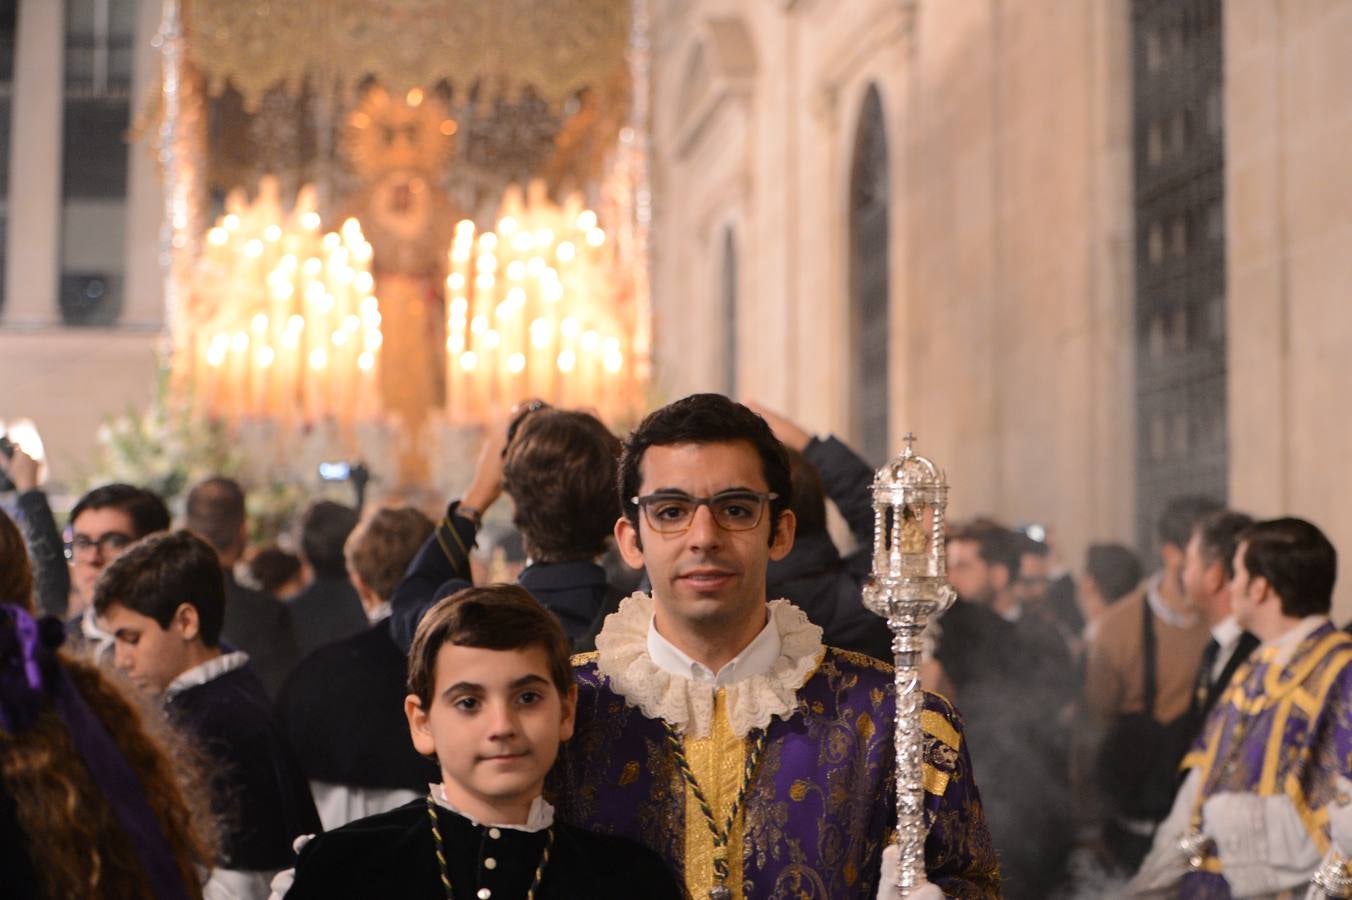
1080, 496, 1218, 875
1179, 509, 1258, 748
1078, 543, 1145, 640
277, 505, 440, 830
288, 500, 364, 658
245, 544, 307, 601
185, 476, 300, 698
0, 442, 67, 617
939, 519, 1077, 899
391, 402, 623, 651
752, 402, 893, 660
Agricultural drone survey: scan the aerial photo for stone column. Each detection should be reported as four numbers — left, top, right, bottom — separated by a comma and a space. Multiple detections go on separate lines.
122, 0, 166, 329
2, 0, 64, 328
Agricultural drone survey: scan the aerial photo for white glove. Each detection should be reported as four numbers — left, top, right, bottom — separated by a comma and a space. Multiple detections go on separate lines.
1202, 792, 1320, 896
877, 843, 944, 899
1327, 776, 1352, 854
265, 833, 316, 900
1127, 769, 1200, 896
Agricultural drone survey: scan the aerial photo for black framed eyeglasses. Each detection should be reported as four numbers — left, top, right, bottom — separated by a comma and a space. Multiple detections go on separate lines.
630, 490, 778, 534
66, 533, 135, 560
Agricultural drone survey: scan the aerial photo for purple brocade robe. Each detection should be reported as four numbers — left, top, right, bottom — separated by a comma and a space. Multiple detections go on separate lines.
1179, 621, 1352, 898
550, 647, 1001, 899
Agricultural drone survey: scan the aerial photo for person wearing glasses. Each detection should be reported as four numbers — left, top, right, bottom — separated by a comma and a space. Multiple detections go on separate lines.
66, 484, 173, 658
549, 394, 1001, 899
0, 443, 170, 657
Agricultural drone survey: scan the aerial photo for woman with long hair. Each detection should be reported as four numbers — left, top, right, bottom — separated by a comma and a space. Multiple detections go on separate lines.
1, 507, 216, 898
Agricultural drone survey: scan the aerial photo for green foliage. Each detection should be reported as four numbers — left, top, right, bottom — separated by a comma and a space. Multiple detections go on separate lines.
85, 365, 241, 504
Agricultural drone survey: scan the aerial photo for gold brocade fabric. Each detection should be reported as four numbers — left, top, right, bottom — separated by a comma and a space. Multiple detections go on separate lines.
1182, 626, 1352, 871
372, 273, 443, 483
185, 0, 631, 108
682, 691, 748, 897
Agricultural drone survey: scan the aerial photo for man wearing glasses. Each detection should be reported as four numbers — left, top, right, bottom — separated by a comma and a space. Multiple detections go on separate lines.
0, 445, 169, 655
551, 393, 1000, 899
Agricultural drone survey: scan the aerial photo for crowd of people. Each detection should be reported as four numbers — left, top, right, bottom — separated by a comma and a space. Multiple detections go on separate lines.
1, 393, 1349, 898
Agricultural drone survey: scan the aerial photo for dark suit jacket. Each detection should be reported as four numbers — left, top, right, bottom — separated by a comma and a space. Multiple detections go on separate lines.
287, 574, 368, 658
388, 499, 610, 652
276, 622, 438, 792
222, 574, 300, 699
766, 435, 892, 661
1183, 629, 1260, 749
14, 489, 71, 618
168, 664, 320, 870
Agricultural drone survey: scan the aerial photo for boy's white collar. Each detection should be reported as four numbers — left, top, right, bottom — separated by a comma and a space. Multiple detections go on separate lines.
594, 592, 825, 739
429, 783, 555, 832
164, 650, 250, 701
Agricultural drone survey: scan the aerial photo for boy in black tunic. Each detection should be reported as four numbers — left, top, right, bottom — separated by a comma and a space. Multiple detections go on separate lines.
95, 530, 321, 899
286, 585, 680, 898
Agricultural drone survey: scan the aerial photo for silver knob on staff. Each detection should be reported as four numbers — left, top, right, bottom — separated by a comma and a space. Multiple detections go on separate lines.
862, 433, 956, 896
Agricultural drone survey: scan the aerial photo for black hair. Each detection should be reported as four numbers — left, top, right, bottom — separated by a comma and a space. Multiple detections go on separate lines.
1156, 494, 1224, 550
297, 500, 359, 579
69, 484, 171, 539
407, 584, 573, 709
1238, 517, 1337, 619
617, 394, 791, 541
184, 477, 247, 554
1085, 543, 1144, 602
785, 446, 827, 537
1192, 510, 1254, 580
948, 521, 1023, 582
92, 530, 226, 647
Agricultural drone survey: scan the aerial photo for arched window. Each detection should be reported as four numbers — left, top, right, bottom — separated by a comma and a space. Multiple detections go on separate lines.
721, 227, 737, 396
849, 84, 890, 465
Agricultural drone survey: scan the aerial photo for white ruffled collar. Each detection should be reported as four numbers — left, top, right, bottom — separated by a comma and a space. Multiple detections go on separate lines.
429, 783, 555, 832
594, 593, 825, 739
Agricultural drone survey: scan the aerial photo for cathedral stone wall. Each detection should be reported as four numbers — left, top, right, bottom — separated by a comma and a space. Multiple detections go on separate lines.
648, 0, 1352, 616
649, 0, 1137, 581
1225, 0, 1352, 617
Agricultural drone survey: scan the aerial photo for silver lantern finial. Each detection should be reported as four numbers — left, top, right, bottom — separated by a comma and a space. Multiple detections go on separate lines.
862, 433, 955, 896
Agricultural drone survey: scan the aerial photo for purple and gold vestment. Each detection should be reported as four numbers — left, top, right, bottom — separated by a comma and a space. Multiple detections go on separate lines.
551, 647, 1000, 898
1179, 621, 1352, 898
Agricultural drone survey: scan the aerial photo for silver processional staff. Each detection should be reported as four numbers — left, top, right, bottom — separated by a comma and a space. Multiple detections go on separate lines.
862, 433, 956, 896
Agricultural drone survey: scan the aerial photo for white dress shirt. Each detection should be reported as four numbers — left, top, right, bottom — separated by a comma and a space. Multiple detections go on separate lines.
1208, 614, 1244, 683
646, 612, 782, 687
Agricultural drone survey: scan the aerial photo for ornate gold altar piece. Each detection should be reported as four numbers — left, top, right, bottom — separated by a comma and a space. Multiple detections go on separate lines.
185, 179, 384, 431
862, 434, 956, 896
186, 0, 631, 109
444, 181, 640, 424
153, 0, 652, 484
